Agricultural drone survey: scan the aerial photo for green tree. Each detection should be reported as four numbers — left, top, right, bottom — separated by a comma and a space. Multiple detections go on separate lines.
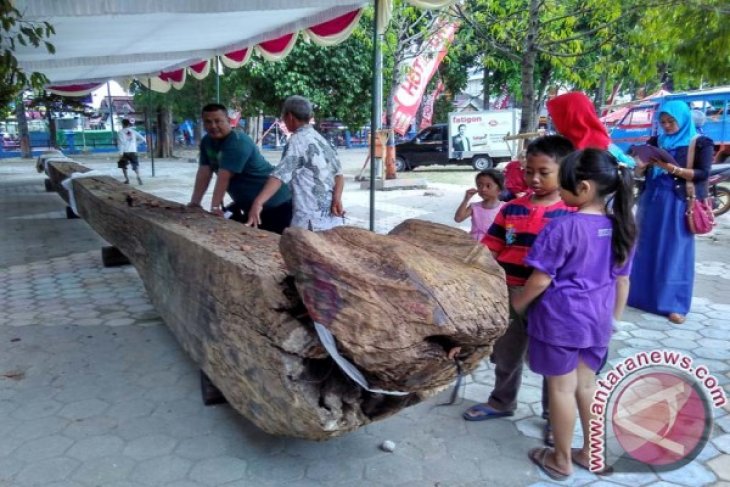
1, 0, 54, 108
455, 0, 627, 132
228, 27, 374, 132
1, 0, 55, 157
636, 1, 729, 89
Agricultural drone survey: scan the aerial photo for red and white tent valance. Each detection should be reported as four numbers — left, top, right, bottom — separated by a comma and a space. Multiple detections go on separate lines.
14, 0, 456, 95
46, 82, 106, 97
140, 9, 362, 92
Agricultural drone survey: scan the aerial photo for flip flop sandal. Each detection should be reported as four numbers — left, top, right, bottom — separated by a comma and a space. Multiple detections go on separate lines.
462, 403, 515, 421
528, 447, 570, 481
571, 448, 614, 476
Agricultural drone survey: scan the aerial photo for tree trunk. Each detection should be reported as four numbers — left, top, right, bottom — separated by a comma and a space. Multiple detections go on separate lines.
45, 100, 58, 149
594, 74, 607, 112
482, 69, 490, 110
195, 82, 205, 145
534, 64, 553, 129
15, 97, 32, 158
44, 159, 509, 440
156, 105, 173, 158
519, 0, 541, 133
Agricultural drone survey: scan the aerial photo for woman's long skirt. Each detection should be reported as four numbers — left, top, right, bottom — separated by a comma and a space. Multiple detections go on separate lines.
628, 175, 694, 316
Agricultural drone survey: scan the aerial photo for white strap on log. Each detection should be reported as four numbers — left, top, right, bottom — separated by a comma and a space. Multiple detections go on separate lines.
313, 322, 409, 396
61, 170, 104, 216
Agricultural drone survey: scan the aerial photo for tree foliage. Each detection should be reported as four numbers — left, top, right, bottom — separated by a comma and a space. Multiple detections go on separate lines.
0, 0, 55, 109
636, 0, 730, 88
228, 28, 374, 131
455, 0, 627, 131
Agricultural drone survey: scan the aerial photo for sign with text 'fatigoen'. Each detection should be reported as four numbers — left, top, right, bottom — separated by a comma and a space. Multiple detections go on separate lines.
391, 22, 458, 136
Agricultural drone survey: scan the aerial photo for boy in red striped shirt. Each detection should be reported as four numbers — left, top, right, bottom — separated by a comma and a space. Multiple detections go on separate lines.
463, 135, 575, 446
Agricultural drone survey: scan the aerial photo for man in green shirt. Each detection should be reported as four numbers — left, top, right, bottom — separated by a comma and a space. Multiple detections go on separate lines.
188, 103, 292, 234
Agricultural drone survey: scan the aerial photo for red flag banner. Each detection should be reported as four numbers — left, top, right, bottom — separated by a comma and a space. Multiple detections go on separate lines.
420, 81, 445, 130
392, 22, 458, 135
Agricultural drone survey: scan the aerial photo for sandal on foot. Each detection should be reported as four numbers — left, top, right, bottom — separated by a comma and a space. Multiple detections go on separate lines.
528, 447, 570, 481
543, 421, 554, 447
571, 448, 614, 476
668, 313, 685, 324
462, 403, 514, 421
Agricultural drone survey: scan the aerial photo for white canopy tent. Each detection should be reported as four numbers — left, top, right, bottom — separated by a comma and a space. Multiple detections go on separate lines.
11, 0, 456, 228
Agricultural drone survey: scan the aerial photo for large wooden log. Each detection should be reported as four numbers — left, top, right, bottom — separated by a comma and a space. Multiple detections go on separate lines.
45, 160, 509, 439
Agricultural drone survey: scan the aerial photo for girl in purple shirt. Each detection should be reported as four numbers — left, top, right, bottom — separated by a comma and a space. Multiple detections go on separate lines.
512, 149, 636, 480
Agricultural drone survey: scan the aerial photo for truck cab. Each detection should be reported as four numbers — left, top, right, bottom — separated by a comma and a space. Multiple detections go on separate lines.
394, 124, 449, 171
610, 87, 730, 162
395, 110, 520, 171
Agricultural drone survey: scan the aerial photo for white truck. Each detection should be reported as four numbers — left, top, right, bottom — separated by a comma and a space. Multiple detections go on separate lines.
395, 109, 521, 171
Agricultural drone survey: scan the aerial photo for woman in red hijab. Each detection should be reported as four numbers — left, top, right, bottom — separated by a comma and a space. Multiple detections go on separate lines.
547, 92, 634, 166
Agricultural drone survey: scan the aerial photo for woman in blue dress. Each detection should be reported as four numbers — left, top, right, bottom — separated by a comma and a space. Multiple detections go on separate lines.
628, 101, 714, 324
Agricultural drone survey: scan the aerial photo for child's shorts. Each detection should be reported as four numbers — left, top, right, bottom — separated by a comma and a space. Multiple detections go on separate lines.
528, 336, 607, 376
118, 152, 139, 170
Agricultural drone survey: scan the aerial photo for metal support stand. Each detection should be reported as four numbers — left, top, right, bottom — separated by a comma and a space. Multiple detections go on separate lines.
200, 370, 227, 406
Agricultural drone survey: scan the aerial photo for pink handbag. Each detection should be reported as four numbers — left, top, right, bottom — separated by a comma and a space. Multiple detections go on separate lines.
685, 137, 715, 235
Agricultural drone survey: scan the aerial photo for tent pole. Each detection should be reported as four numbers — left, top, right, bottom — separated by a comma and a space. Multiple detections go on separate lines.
146, 78, 155, 177
369, 0, 383, 232
216, 56, 221, 103
107, 81, 115, 147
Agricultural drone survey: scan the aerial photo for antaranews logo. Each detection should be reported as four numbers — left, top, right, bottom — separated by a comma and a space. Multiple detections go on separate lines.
589, 350, 727, 473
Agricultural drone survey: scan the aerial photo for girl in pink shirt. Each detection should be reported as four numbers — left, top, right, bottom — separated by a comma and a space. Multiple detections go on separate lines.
454, 169, 505, 241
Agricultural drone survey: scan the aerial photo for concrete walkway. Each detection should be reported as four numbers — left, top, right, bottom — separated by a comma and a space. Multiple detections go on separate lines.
1, 152, 728, 486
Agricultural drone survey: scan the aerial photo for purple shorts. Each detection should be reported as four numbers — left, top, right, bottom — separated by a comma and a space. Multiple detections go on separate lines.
528, 336, 607, 376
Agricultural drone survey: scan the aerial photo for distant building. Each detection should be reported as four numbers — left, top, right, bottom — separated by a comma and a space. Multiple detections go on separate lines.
454, 69, 514, 112
452, 93, 485, 112
99, 96, 146, 128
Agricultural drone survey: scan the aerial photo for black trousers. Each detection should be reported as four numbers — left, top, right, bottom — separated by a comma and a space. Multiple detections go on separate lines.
227, 200, 293, 235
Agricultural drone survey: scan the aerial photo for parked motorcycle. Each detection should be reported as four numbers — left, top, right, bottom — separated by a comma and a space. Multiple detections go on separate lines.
708, 163, 730, 217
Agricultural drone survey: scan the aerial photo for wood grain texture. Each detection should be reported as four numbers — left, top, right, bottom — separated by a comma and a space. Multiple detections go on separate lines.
46, 160, 509, 439
280, 221, 508, 392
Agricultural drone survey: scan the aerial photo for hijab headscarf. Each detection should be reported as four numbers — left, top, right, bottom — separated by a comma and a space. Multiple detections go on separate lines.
657, 100, 696, 150
546, 92, 610, 150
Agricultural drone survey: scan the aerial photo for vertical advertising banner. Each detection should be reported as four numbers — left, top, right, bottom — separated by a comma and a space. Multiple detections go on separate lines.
391, 22, 458, 136
419, 81, 445, 130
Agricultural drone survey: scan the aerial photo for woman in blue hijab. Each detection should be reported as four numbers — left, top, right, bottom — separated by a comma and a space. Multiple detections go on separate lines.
628, 100, 714, 324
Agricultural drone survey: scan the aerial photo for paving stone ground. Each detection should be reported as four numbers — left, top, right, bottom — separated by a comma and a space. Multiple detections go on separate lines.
1, 151, 728, 486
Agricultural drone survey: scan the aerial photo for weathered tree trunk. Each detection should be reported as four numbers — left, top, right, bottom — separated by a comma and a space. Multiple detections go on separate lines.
44, 160, 509, 439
